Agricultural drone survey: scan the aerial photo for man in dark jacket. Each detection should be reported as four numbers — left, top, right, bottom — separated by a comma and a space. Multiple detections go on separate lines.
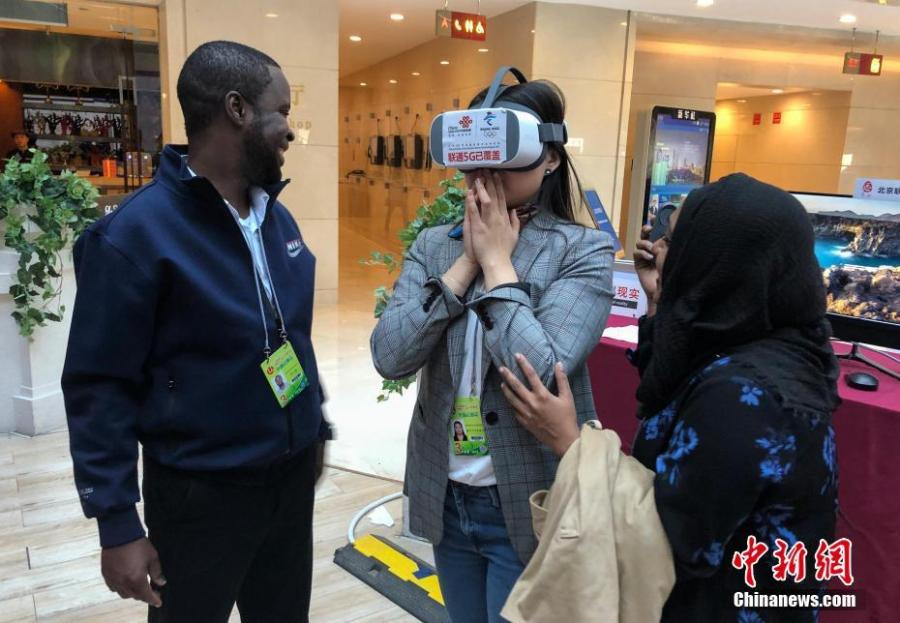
62, 41, 330, 623
5, 130, 34, 165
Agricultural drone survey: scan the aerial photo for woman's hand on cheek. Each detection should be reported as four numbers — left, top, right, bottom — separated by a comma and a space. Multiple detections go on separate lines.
471, 171, 519, 289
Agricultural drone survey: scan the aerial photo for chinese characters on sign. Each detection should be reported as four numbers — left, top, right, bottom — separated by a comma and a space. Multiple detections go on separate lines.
675, 109, 697, 121
853, 177, 900, 204
610, 271, 648, 319
843, 52, 884, 76
435, 10, 487, 41
732, 536, 854, 588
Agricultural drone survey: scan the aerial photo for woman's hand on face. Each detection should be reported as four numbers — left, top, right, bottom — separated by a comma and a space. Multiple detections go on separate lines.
633, 224, 660, 312
468, 171, 520, 271
500, 355, 580, 457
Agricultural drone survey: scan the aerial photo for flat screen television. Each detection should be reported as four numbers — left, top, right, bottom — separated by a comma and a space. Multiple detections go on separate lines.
793, 192, 900, 350
642, 106, 716, 225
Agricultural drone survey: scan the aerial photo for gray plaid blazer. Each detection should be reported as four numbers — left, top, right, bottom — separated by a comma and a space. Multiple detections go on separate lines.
370, 208, 614, 563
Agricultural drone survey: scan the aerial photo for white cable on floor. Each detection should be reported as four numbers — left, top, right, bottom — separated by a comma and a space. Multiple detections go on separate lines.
347, 492, 404, 544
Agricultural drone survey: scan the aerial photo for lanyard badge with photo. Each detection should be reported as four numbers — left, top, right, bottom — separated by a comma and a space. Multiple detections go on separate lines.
451, 308, 489, 456
240, 221, 309, 408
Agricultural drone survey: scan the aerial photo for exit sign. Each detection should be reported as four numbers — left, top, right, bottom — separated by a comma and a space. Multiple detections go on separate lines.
843, 52, 884, 76
773, 112, 782, 124
436, 10, 487, 41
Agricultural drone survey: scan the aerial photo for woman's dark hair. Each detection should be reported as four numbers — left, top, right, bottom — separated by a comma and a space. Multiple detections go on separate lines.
469, 79, 584, 223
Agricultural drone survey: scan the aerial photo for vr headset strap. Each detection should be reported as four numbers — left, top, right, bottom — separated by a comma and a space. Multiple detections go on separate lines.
478, 66, 568, 145
480, 66, 529, 108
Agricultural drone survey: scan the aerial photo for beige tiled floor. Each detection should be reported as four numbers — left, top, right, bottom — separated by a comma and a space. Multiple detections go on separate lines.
0, 429, 424, 622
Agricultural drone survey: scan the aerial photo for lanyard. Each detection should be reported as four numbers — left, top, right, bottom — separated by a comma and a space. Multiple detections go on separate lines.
232, 209, 289, 359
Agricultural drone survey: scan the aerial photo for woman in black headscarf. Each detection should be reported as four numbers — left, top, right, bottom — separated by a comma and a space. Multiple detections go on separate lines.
499, 174, 841, 622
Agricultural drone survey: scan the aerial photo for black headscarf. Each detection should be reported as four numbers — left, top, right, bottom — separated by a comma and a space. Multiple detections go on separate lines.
635, 173, 840, 418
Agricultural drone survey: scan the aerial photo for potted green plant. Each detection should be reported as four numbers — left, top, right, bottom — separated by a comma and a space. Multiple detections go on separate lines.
0, 149, 98, 338
362, 173, 466, 401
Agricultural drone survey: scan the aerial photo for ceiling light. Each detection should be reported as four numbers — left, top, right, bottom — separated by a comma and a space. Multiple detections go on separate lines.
349, 35, 362, 42
390, 13, 405, 21
737, 99, 747, 103
696, 0, 714, 7
530, 29, 536, 34
411, 72, 421, 76
772, 89, 784, 94
389, 79, 398, 84
478, 48, 489, 53
620, 21, 628, 26
359, 82, 367, 87
839, 14, 857, 24
440, 60, 450, 65
265, 13, 278, 18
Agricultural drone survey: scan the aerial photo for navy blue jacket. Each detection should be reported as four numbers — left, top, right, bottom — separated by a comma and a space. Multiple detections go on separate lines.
62, 145, 326, 548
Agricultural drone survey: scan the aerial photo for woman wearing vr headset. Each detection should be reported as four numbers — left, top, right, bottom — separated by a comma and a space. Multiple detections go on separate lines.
371, 70, 614, 622
500, 174, 840, 622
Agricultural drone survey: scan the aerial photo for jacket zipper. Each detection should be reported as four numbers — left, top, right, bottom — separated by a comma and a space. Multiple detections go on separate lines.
286, 403, 295, 456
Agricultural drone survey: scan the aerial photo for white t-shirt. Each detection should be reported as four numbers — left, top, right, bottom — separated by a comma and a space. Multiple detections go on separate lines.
447, 307, 497, 487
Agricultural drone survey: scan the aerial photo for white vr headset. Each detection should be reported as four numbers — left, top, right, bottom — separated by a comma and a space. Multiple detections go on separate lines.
429, 66, 567, 172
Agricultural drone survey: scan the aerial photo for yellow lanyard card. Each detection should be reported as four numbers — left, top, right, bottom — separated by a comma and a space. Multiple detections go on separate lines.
451, 396, 489, 456
261, 340, 308, 408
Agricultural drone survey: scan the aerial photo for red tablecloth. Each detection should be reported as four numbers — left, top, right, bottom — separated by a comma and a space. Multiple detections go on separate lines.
588, 315, 900, 623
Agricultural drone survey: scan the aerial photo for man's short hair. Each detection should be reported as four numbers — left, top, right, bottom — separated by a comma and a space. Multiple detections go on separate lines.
177, 41, 280, 138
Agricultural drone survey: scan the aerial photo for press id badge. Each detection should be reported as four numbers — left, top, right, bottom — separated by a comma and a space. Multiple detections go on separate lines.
261, 341, 308, 407
451, 396, 489, 456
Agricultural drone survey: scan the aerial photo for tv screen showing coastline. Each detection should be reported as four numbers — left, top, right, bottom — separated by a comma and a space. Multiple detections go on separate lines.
795, 193, 899, 327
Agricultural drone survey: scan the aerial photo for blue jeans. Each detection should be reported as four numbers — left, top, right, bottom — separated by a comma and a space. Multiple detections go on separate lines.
433, 482, 526, 623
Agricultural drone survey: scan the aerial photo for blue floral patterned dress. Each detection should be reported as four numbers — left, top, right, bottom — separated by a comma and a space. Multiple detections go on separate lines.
632, 355, 838, 623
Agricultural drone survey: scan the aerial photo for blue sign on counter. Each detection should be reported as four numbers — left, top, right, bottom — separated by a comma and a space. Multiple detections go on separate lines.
584, 190, 622, 252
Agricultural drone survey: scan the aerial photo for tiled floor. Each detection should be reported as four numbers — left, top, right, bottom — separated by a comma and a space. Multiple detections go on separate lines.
0, 429, 429, 622
0, 216, 433, 621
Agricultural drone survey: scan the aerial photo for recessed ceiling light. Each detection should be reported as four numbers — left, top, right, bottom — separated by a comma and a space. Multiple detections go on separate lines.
390, 13, 405, 21
349, 35, 362, 42
620, 21, 628, 26
389, 79, 398, 84
411, 72, 421, 76
440, 60, 450, 65
359, 82, 367, 87
265, 13, 278, 18
737, 99, 747, 103
696, 0, 714, 7
478, 48, 489, 53
772, 89, 784, 94
840, 14, 857, 24
530, 29, 536, 34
